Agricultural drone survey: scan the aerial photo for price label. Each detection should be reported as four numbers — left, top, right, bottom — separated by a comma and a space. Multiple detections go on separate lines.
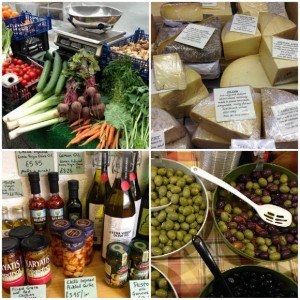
2, 179, 23, 199
231, 139, 276, 149
16, 151, 54, 176
230, 14, 258, 35
272, 37, 298, 61
11, 285, 46, 298
65, 276, 97, 298
151, 131, 165, 149
58, 152, 85, 174
175, 24, 215, 49
129, 280, 150, 298
202, 2, 217, 7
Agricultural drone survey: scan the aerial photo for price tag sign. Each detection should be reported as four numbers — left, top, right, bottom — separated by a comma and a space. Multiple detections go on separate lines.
151, 131, 165, 149
230, 14, 258, 35
65, 276, 97, 298
175, 24, 215, 49
272, 37, 298, 61
129, 280, 150, 298
58, 152, 85, 174
214, 86, 256, 122
231, 139, 276, 149
271, 101, 298, 135
16, 151, 54, 176
11, 285, 46, 298
2, 179, 23, 199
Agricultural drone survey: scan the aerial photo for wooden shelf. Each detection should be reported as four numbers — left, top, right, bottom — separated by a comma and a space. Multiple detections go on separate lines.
3, 251, 130, 298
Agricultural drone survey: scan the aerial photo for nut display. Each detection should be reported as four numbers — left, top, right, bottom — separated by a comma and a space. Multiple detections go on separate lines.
151, 267, 176, 298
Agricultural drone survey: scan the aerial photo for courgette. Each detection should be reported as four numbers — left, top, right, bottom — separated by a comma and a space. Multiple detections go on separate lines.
36, 60, 52, 92
54, 61, 68, 96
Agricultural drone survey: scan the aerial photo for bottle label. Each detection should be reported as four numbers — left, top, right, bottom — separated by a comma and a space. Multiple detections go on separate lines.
2, 252, 25, 283
102, 214, 135, 258
25, 251, 51, 279
133, 199, 142, 237
49, 208, 64, 221
130, 261, 149, 280
104, 261, 129, 287
89, 203, 104, 245
31, 209, 46, 225
69, 213, 80, 222
138, 208, 149, 236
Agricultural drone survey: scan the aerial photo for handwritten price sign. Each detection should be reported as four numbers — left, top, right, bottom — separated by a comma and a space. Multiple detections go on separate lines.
58, 152, 85, 174
65, 276, 97, 298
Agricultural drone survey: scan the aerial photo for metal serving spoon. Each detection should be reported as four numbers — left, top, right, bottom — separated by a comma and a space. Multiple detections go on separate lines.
191, 166, 292, 227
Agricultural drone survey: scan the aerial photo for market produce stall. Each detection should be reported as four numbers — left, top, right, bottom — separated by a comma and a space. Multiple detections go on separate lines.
151, 2, 298, 149
151, 151, 298, 298
2, 2, 149, 149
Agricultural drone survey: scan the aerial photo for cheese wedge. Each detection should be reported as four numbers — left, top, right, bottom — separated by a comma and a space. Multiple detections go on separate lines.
259, 36, 298, 85
166, 134, 191, 149
237, 2, 268, 16
220, 54, 298, 92
222, 17, 261, 60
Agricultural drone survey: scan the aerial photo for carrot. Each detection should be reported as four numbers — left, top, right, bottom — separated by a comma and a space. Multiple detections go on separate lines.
107, 126, 116, 148
69, 118, 84, 127
111, 129, 120, 149
80, 124, 101, 138
99, 136, 106, 149
83, 118, 91, 125
71, 124, 91, 134
98, 121, 107, 138
80, 131, 101, 146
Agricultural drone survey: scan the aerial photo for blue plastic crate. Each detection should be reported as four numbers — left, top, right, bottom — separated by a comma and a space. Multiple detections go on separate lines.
4, 11, 52, 41
101, 28, 149, 79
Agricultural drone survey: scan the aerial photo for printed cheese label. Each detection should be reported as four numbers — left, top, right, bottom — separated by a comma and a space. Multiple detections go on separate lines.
230, 14, 258, 35
151, 131, 165, 149
272, 37, 298, 61
271, 101, 298, 135
175, 24, 215, 49
214, 86, 256, 122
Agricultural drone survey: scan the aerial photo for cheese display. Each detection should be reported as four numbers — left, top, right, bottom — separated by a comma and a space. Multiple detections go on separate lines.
261, 88, 298, 148
258, 13, 297, 38
259, 36, 298, 85
153, 53, 187, 91
160, 2, 203, 22
237, 2, 288, 17
220, 54, 298, 92
222, 17, 262, 60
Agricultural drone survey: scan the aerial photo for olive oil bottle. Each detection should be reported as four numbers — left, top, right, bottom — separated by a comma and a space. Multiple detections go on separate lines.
102, 152, 136, 259
66, 180, 82, 223
135, 185, 149, 240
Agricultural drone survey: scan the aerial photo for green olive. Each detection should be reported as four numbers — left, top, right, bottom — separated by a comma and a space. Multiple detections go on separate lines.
152, 218, 161, 227
159, 186, 167, 197
269, 252, 281, 261
186, 214, 196, 224
154, 175, 163, 187
157, 211, 167, 223
176, 170, 184, 177
155, 289, 168, 298
244, 229, 254, 240
152, 247, 163, 256
157, 167, 167, 176
180, 222, 189, 231
167, 230, 176, 241
165, 220, 174, 231
258, 177, 268, 187
183, 234, 192, 244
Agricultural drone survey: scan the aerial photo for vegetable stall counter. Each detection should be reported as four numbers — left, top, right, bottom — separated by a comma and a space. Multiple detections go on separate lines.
3, 251, 130, 298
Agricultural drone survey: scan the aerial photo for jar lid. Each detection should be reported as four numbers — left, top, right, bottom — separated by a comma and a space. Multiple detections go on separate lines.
50, 219, 71, 232
2, 237, 20, 254
21, 235, 49, 252
62, 228, 85, 243
129, 239, 149, 261
73, 219, 94, 232
107, 242, 130, 258
9, 225, 35, 240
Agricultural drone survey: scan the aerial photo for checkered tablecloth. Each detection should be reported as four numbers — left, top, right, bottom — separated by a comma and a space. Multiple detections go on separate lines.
152, 152, 298, 298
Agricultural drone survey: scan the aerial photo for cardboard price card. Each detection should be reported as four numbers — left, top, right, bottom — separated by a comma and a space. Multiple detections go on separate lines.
65, 276, 97, 298
58, 152, 85, 174
2, 179, 23, 199
272, 37, 298, 61
230, 14, 258, 35
129, 280, 150, 298
11, 285, 46, 298
151, 131, 165, 149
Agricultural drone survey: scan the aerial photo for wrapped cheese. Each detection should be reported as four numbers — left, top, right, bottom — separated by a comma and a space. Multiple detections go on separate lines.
261, 88, 298, 149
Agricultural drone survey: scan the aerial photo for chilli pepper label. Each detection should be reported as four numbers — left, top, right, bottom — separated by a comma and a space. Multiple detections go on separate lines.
31, 209, 46, 224
50, 208, 64, 220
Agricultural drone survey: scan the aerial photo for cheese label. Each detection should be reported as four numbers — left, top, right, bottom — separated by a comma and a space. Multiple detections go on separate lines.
271, 101, 298, 135
175, 24, 215, 49
230, 14, 258, 35
231, 139, 276, 149
151, 131, 165, 149
214, 86, 256, 122
272, 37, 298, 61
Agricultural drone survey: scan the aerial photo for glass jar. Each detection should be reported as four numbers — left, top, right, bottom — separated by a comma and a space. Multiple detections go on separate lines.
50, 219, 71, 267
129, 239, 149, 280
105, 242, 131, 288
62, 228, 85, 278
9, 226, 35, 244
73, 219, 94, 265
21, 235, 51, 285
2, 237, 26, 289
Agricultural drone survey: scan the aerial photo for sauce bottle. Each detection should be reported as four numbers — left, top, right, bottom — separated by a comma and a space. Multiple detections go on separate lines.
66, 180, 82, 223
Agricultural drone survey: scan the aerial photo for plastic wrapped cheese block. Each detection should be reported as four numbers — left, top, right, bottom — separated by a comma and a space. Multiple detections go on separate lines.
156, 16, 222, 63
259, 36, 298, 85
153, 53, 187, 91
190, 91, 262, 140
160, 2, 203, 22
258, 13, 297, 39
185, 60, 220, 79
237, 2, 288, 17
166, 134, 191, 149
261, 88, 298, 148
222, 17, 261, 60
151, 108, 187, 144
220, 54, 298, 92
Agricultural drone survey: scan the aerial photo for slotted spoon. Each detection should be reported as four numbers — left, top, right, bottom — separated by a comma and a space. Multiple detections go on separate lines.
191, 166, 292, 227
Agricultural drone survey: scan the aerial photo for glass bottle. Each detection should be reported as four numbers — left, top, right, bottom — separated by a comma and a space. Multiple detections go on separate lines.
47, 172, 64, 221
2, 207, 13, 237
135, 185, 149, 240
13, 207, 29, 227
130, 151, 142, 237
28, 172, 47, 233
66, 180, 82, 223
86, 152, 112, 248
102, 152, 136, 259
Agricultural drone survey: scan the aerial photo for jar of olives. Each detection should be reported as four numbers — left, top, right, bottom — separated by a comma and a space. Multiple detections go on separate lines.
21, 235, 51, 285
105, 242, 130, 288
129, 239, 149, 280
50, 219, 71, 267
2, 237, 26, 289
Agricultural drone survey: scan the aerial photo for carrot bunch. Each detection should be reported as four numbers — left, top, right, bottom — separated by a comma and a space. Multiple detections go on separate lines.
66, 118, 121, 149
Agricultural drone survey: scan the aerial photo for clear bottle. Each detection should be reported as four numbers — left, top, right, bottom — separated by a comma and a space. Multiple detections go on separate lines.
66, 180, 82, 223
102, 152, 136, 259
135, 185, 149, 240
86, 152, 111, 248
130, 151, 142, 237
2, 207, 13, 237
13, 207, 30, 227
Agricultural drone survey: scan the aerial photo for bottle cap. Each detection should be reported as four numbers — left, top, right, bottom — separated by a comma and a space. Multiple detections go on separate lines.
48, 172, 59, 193
107, 242, 130, 262
68, 180, 79, 190
2, 237, 20, 255
28, 172, 41, 194
129, 239, 149, 262
28, 172, 40, 182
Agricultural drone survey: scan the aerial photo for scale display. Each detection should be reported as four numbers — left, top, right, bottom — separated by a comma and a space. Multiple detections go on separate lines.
57, 36, 99, 55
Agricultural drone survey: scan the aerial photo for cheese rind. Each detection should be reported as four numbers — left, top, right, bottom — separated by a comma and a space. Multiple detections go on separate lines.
259, 36, 298, 85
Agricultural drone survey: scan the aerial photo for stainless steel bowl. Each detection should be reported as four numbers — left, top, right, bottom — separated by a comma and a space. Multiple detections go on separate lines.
66, 5, 122, 29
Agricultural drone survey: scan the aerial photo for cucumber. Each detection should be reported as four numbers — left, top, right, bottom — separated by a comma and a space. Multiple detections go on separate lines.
42, 52, 63, 96
36, 60, 52, 92
54, 61, 68, 96
44, 50, 53, 60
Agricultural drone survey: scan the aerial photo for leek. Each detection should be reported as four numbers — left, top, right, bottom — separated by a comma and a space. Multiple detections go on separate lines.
18, 108, 59, 127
